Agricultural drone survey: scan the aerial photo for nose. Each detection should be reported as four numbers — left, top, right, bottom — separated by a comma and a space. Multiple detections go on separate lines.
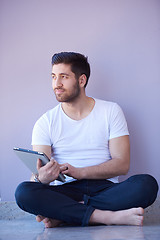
54, 76, 63, 88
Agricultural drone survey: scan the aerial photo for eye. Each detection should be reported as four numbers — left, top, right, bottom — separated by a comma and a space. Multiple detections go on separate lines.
52, 75, 56, 80
61, 75, 68, 79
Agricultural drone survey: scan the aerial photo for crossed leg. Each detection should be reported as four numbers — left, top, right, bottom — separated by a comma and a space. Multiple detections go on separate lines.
16, 174, 158, 228
35, 174, 158, 228
36, 207, 144, 228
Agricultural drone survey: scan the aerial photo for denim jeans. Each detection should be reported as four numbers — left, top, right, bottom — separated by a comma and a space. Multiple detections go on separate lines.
15, 174, 158, 226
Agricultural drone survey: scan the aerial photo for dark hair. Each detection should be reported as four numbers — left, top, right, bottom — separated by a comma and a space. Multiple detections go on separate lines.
51, 52, 90, 88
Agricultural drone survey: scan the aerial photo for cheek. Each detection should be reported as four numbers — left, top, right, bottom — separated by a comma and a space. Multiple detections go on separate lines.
52, 80, 55, 89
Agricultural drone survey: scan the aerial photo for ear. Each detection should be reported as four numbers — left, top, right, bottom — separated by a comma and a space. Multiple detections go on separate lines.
79, 74, 87, 88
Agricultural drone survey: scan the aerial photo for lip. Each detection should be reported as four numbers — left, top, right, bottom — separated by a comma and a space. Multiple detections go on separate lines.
55, 89, 64, 94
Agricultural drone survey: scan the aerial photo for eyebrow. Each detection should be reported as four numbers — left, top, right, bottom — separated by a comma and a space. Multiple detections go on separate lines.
51, 73, 70, 76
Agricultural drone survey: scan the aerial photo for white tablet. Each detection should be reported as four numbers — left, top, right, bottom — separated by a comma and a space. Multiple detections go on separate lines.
13, 147, 66, 182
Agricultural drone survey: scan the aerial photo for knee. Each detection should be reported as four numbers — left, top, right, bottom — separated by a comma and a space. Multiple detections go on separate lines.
138, 174, 158, 192
145, 174, 158, 190
15, 181, 34, 208
130, 174, 159, 206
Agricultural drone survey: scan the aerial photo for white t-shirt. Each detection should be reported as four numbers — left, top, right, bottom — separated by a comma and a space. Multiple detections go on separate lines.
32, 98, 129, 184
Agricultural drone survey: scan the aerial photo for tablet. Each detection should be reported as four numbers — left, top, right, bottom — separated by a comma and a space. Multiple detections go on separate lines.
13, 147, 66, 182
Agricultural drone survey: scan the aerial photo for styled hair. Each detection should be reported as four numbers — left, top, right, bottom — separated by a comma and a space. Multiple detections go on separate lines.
51, 52, 90, 88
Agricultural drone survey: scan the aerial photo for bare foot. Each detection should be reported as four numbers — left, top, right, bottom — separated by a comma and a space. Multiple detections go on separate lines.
90, 207, 144, 226
109, 207, 144, 226
36, 215, 63, 228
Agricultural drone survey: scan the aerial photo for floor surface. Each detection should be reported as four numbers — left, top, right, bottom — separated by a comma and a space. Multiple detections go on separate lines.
0, 218, 160, 240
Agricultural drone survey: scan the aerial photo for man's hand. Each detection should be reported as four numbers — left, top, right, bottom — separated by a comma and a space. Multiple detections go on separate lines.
60, 163, 83, 180
37, 158, 60, 184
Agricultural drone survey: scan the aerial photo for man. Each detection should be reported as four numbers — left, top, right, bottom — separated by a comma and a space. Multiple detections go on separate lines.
15, 52, 158, 228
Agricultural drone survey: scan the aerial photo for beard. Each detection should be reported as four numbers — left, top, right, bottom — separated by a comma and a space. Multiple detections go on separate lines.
54, 81, 81, 103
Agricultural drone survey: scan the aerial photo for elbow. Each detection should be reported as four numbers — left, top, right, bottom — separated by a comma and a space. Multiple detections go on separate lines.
121, 160, 130, 175
122, 167, 129, 175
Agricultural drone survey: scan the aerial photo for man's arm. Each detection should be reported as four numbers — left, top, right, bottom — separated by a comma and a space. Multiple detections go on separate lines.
30, 145, 60, 184
61, 135, 130, 180
32, 145, 52, 158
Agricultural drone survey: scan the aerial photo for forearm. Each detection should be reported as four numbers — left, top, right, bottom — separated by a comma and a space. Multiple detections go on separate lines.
61, 157, 130, 180
79, 158, 130, 180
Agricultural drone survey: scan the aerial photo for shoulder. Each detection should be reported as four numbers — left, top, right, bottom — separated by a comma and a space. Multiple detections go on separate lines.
94, 98, 121, 112
34, 104, 61, 127
94, 98, 126, 124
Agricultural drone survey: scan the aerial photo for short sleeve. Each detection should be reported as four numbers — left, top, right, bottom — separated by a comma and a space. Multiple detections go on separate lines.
31, 114, 52, 146
109, 103, 129, 140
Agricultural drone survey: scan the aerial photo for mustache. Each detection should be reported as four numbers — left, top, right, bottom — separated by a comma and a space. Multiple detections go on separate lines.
54, 87, 65, 91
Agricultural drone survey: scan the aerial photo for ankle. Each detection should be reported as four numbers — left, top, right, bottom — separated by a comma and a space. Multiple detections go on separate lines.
89, 209, 112, 225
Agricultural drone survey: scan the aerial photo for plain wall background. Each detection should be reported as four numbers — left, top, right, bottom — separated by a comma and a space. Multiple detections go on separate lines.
0, 0, 159, 201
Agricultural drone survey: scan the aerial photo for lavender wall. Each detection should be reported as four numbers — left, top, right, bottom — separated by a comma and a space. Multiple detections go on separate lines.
0, 0, 159, 200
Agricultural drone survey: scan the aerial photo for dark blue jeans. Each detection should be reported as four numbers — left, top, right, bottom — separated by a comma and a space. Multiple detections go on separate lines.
15, 174, 158, 226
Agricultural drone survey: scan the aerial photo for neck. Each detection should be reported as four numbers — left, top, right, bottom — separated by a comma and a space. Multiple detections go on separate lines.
61, 91, 95, 120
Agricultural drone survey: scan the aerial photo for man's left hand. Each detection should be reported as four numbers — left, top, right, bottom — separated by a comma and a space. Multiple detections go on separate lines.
60, 163, 83, 180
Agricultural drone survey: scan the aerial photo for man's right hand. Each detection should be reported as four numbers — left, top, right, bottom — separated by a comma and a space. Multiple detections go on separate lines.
37, 158, 60, 184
